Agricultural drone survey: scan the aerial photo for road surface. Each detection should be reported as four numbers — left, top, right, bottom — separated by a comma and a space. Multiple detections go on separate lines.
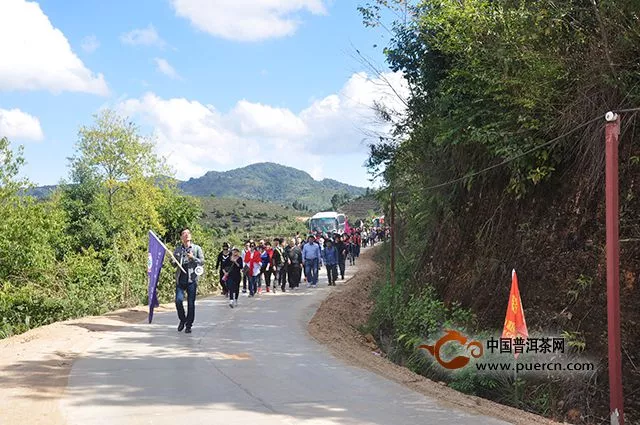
60, 260, 510, 425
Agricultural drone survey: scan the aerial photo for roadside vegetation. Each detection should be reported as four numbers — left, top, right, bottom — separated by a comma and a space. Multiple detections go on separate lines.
0, 110, 307, 339
359, 1, 640, 423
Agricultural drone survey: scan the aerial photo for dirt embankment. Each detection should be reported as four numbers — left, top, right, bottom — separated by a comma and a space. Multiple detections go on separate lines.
308, 247, 568, 425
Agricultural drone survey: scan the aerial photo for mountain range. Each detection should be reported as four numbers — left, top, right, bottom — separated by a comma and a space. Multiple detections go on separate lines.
178, 163, 366, 210
28, 163, 367, 210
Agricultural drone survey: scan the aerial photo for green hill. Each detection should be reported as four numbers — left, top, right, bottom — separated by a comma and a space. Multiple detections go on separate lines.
27, 163, 367, 213
339, 195, 383, 223
199, 197, 308, 240
178, 162, 366, 210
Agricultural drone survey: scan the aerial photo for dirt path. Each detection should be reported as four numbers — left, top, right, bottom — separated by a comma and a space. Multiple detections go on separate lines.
308, 247, 568, 425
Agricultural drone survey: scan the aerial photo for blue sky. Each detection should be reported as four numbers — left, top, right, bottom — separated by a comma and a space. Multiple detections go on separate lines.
0, 0, 408, 188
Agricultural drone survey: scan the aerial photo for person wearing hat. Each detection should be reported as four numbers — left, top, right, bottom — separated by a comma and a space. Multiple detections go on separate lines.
226, 247, 243, 307
215, 242, 232, 296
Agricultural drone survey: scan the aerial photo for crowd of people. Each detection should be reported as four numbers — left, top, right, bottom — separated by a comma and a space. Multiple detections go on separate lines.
214, 227, 391, 308
171, 226, 390, 334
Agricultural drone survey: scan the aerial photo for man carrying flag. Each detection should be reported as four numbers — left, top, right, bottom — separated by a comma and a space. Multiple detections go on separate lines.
171, 228, 205, 334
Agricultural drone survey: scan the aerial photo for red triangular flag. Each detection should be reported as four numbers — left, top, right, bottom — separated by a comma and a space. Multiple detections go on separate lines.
502, 269, 528, 358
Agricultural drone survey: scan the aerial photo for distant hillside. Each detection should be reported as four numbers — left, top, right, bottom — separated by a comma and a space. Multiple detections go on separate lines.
179, 162, 366, 210
26, 163, 367, 211
339, 195, 383, 222
25, 185, 58, 198
199, 197, 308, 240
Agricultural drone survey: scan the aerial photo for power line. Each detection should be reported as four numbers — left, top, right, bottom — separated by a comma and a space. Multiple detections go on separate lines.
421, 115, 605, 191
612, 107, 640, 114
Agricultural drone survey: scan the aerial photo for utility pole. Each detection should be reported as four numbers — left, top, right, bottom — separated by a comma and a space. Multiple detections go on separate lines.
390, 191, 396, 286
605, 111, 624, 425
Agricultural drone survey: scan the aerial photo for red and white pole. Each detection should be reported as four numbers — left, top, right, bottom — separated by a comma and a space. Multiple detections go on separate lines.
605, 111, 623, 425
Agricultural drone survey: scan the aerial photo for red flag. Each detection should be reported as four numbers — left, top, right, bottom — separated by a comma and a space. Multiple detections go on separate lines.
344, 218, 351, 234
502, 269, 528, 358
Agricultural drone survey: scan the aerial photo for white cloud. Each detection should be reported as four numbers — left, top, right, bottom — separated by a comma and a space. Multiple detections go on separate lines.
120, 24, 165, 47
170, 0, 328, 42
81, 35, 100, 53
229, 101, 306, 138
0, 108, 44, 141
117, 71, 408, 181
0, 0, 108, 95
154, 58, 182, 80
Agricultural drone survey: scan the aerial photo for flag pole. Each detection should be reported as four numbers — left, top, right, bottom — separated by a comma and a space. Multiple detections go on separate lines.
150, 230, 186, 274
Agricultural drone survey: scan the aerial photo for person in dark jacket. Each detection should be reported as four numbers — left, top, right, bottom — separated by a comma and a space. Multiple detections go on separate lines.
323, 239, 338, 286
333, 233, 347, 280
286, 238, 303, 288
225, 247, 243, 308
273, 238, 287, 292
215, 242, 232, 296
262, 241, 275, 292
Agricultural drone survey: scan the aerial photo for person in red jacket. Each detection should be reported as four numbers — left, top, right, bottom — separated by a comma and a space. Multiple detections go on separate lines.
243, 242, 262, 296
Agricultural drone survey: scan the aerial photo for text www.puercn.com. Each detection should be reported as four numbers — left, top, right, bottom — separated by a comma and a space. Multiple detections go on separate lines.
475, 362, 595, 372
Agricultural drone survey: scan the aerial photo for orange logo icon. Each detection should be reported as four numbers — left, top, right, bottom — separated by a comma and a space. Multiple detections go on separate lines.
418, 330, 484, 370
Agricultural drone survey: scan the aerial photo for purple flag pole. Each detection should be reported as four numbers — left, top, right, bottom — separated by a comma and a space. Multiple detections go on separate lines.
148, 230, 166, 323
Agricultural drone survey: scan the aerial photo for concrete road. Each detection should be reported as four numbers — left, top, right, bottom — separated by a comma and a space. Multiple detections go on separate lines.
60, 257, 510, 425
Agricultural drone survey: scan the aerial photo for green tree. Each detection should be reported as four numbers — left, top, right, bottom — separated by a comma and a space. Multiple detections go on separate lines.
71, 109, 167, 214
0, 138, 63, 285
64, 110, 173, 304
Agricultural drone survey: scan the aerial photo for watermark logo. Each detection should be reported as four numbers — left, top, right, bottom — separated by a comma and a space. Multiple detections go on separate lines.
418, 329, 484, 370
418, 331, 596, 375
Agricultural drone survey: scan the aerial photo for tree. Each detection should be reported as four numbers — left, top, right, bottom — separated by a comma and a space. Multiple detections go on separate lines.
59, 161, 112, 252
70, 109, 167, 213
0, 137, 29, 197
158, 190, 203, 243
0, 138, 62, 283
67, 110, 172, 240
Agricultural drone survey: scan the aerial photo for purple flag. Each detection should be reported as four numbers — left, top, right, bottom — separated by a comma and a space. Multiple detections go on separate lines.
148, 231, 165, 323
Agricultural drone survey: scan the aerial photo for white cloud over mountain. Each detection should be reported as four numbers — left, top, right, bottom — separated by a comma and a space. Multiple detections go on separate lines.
0, 0, 108, 95
118, 71, 408, 181
170, 0, 328, 42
